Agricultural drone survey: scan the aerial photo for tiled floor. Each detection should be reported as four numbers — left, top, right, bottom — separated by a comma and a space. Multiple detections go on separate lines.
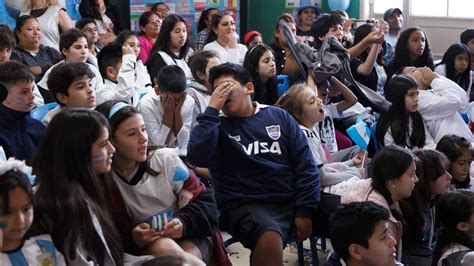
222, 232, 330, 266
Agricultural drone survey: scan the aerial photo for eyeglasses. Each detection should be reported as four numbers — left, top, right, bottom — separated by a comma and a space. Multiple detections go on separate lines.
148, 19, 162, 25
82, 27, 98, 33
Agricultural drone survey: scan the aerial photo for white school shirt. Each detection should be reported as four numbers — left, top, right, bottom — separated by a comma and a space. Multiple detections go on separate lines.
96, 54, 138, 106
138, 93, 194, 156
382, 117, 436, 150
135, 60, 153, 96
418, 75, 472, 143
37, 60, 104, 97
203, 40, 247, 65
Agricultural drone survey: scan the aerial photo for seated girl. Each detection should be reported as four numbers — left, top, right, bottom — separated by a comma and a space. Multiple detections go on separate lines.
0, 158, 66, 265
243, 44, 279, 105
432, 191, 474, 266
276, 83, 365, 193
376, 74, 436, 150
96, 101, 224, 265
341, 146, 418, 261
400, 150, 452, 266
435, 43, 472, 96
31, 109, 151, 265
436, 134, 474, 192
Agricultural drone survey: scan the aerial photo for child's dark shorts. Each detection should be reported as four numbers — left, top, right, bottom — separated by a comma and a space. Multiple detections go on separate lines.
220, 202, 293, 250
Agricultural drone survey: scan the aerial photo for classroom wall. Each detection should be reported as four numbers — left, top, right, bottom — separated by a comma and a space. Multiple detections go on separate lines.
247, 0, 361, 44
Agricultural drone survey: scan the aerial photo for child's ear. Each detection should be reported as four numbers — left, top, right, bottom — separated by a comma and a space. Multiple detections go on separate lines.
56, 93, 68, 105
154, 86, 161, 96
196, 71, 206, 83
348, 243, 363, 261
106, 66, 117, 79
457, 221, 471, 232
245, 82, 254, 95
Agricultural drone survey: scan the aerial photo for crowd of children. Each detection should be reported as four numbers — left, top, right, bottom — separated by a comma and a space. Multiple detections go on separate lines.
1, 2, 474, 265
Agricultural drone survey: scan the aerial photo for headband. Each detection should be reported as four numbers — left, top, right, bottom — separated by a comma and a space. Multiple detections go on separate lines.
0, 157, 36, 185
109, 102, 130, 119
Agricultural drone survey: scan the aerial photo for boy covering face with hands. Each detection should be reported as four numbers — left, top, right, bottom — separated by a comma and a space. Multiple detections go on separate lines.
139, 65, 194, 157
187, 63, 321, 265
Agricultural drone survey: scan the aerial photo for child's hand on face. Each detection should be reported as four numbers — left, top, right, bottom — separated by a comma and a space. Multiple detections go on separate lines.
132, 223, 161, 248
174, 94, 185, 113
161, 93, 175, 113
208, 81, 233, 111
159, 218, 183, 239
420, 67, 436, 88
122, 44, 135, 55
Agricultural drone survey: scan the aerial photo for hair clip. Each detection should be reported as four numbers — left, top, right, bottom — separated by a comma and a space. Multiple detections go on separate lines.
0, 158, 36, 185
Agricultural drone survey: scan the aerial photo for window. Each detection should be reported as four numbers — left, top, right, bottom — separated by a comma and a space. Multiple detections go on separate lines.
410, 0, 474, 18
373, 0, 403, 15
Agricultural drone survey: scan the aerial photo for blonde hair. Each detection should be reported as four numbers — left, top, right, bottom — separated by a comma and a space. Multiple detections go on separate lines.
275, 83, 312, 123
23, 0, 59, 11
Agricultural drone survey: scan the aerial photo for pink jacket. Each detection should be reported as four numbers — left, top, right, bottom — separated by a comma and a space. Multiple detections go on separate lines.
341, 179, 403, 257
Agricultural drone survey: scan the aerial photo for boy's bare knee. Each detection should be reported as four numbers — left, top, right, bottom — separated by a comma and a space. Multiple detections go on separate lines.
255, 231, 283, 250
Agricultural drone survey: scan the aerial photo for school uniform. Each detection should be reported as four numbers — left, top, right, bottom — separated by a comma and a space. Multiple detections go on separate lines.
0, 104, 45, 161
1, 234, 66, 266
418, 75, 472, 143
96, 54, 139, 106
203, 40, 247, 65
382, 117, 436, 150
186, 80, 212, 128
37, 60, 104, 101
138, 93, 194, 156
188, 103, 320, 249
146, 50, 193, 83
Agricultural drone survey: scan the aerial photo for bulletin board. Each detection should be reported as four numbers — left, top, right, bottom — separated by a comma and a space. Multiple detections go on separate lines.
129, 0, 241, 37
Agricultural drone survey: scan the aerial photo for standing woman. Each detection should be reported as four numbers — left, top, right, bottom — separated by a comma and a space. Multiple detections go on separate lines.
435, 43, 472, 96
243, 44, 278, 104
79, 0, 124, 46
11, 15, 62, 85
146, 14, 193, 82
194, 7, 218, 52
138, 11, 161, 64
203, 12, 247, 65
30, 109, 123, 265
387, 27, 435, 78
20, 0, 74, 50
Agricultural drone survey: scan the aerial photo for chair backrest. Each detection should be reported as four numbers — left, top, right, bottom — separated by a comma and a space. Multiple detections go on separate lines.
277, 75, 289, 96
30, 102, 58, 122
370, 122, 379, 151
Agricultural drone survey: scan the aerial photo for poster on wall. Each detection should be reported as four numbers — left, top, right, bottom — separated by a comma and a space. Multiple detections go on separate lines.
129, 0, 240, 38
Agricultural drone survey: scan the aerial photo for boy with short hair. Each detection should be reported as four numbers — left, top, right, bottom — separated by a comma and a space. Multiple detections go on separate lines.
329, 201, 397, 266
97, 43, 138, 105
139, 65, 194, 157
43, 62, 96, 125
0, 61, 45, 161
187, 63, 320, 265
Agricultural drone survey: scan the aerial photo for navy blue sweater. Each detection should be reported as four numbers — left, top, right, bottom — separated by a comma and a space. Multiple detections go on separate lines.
0, 104, 45, 162
187, 104, 320, 218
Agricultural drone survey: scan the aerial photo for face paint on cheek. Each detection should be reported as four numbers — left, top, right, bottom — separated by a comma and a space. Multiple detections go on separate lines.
92, 154, 105, 163
12, 96, 26, 104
